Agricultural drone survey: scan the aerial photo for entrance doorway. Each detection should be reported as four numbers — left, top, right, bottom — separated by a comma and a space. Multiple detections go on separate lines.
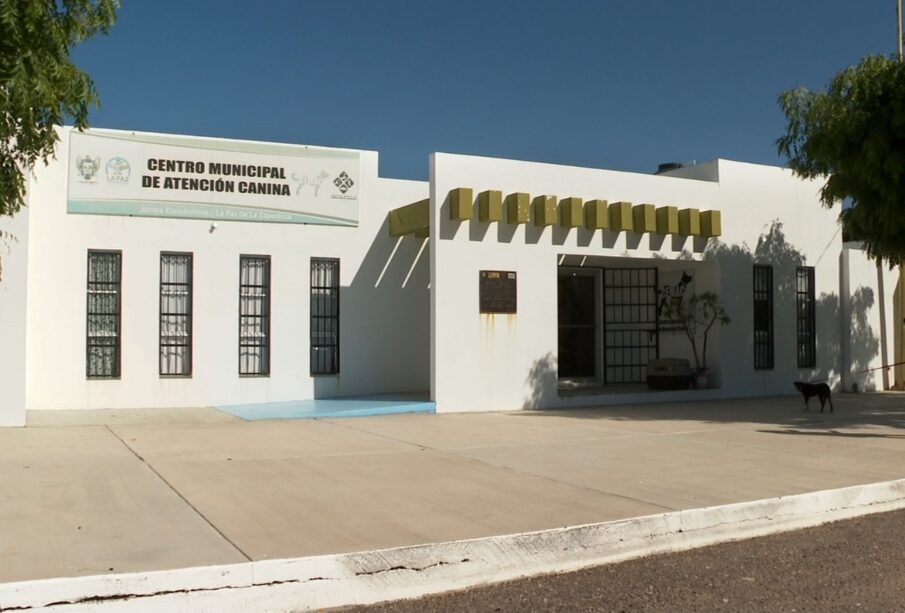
557, 269, 601, 380
557, 266, 659, 386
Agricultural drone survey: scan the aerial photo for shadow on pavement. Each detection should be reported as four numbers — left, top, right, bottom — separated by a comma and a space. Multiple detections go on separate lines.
515, 392, 905, 433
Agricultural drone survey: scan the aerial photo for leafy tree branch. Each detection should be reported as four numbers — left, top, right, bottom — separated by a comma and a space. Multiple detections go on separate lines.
777, 55, 905, 264
0, 0, 118, 215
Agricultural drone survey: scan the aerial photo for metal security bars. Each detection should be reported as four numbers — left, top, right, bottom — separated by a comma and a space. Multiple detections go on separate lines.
160, 253, 193, 376
796, 266, 816, 368
86, 250, 122, 378
603, 268, 659, 384
239, 255, 271, 376
753, 265, 774, 369
310, 258, 340, 375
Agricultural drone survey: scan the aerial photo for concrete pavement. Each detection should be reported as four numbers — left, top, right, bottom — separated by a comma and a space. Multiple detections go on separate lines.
2, 393, 904, 585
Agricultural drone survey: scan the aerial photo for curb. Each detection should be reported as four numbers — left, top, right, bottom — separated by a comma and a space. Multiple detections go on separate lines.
3, 478, 905, 612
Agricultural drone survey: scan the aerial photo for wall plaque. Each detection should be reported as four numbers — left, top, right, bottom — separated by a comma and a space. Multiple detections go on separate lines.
479, 270, 517, 314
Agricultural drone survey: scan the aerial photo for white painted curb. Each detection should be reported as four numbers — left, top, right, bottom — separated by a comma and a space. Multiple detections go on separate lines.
3, 478, 905, 612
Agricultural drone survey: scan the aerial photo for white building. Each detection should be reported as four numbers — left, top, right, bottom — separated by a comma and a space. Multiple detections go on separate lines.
0, 127, 897, 426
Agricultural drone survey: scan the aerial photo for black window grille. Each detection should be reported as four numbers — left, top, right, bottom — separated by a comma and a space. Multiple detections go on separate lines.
86, 250, 121, 378
796, 266, 816, 367
160, 253, 193, 376
603, 268, 658, 384
311, 258, 340, 375
753, 265, 774, 369
239, 255, 271, 376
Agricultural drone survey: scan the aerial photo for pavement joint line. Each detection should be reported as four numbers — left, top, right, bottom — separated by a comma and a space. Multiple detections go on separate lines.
319, 418, 431, 451
443, 452, 679, 513
321, 418, 676, 512
319, 419, 724, 451
103, 425, 253, 563
3, 479, 904, 611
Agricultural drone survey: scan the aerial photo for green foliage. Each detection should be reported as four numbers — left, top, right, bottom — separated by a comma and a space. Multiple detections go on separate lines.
0, 0, 118, 215
661, 291, 730, 371
777, 55, 905, 264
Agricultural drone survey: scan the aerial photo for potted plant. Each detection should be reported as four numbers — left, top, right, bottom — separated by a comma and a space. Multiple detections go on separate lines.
660, 291, 730, 388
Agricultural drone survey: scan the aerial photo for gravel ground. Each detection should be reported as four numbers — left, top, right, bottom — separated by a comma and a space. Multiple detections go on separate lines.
345, 508, 905, 612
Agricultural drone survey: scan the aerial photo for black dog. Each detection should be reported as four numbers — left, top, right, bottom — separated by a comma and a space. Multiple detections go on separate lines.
793, 381, 834, 412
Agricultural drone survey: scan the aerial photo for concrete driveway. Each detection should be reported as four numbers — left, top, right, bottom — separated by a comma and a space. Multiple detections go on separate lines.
2, 393, 903, 583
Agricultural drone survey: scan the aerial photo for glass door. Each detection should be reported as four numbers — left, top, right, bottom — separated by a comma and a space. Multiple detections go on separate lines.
557, 269, 601, 380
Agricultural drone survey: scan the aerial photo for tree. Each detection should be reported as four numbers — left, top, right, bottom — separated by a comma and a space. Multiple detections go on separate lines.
1, 0, 118, 216
777, 54, 905, 264
660, 291, 730, 372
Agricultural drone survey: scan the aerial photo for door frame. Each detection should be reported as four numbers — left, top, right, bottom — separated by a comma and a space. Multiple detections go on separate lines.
557, 266, 603, 383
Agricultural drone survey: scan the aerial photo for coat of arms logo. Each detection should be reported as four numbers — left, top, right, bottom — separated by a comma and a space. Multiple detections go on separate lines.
75, 156, 101, 182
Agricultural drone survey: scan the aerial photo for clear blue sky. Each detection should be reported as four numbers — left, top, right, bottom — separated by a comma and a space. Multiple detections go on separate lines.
72, 1, 892, 180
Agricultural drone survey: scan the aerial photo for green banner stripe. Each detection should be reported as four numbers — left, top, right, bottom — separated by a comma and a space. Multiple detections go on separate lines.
68, 199, 358, 226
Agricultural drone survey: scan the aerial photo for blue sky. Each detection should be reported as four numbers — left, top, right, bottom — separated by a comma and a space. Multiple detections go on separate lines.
73, 1, 892, 180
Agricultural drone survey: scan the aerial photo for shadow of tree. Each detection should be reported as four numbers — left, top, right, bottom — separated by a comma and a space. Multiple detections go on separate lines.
757, 427, 905, 439
523, 352, 557, 409
847, 287, 881, 391
523, 220, 884, 416
513, 392, 905, 433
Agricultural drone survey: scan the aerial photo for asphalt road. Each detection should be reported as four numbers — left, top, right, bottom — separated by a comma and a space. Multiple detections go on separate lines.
351, 508, 905, 612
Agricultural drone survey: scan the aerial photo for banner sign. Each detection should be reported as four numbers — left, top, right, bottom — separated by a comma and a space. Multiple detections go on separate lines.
67, 130, 360, 226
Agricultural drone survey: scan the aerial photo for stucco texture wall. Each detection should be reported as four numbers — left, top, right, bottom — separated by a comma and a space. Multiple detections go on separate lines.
25, 128, 429, 410
430, 153, 844, 412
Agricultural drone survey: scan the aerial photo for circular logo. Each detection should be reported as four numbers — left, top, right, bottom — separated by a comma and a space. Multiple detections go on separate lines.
105, 157, 131, 183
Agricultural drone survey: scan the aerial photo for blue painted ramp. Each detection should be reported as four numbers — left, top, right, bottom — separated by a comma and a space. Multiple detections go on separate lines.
218, 393, 435, 421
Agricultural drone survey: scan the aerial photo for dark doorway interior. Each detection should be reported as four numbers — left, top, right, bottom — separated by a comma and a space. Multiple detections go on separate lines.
557, 273, 598, 378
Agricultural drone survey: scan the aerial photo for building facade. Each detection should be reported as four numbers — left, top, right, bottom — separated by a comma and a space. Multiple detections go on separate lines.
0, 127, 895, 425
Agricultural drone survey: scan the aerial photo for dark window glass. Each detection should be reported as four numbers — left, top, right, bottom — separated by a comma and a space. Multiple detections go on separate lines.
239, 255, 270, 376
87, 250, 122, 378
558, 274, 597, 378
311, 258, 340, 375
160, 253, 193, 376
797, 266, 816, 367
753, 265, 774, 369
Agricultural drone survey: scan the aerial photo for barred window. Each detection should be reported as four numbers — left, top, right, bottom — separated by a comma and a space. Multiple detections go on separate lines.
311, 258, 339, 375
753, 265, 773, 369
87, 250, 122, 378
796, 266, 816, 367
239, 255, 271, 376
160, 253, 193, 376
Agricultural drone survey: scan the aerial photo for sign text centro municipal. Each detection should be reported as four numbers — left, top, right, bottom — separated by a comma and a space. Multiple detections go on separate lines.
67, 130, 360, 226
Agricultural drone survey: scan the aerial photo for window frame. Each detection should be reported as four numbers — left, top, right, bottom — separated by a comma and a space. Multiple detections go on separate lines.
796, 266, 816, 368
752, 265, 774, 370
159, 252, 194, 377
238, 254, 271, 377
310, 257, 340, 376
86, 249, 122, 379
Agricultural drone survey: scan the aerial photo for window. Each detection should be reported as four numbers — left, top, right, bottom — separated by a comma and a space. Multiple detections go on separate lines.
310, 258, 340, 375
86, 250, 122, 378
796, 266, 816, 367
160, 253, 193, 376
753, 265, 773, 369
239, 255, 271, 376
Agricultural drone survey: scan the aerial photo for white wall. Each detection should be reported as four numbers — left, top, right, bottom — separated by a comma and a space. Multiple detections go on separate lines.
711, 161, 842, 396
25, 128, 429, 410
430, 153, 842, 412
839, 245, 896, 392
0, 199, 29, 425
